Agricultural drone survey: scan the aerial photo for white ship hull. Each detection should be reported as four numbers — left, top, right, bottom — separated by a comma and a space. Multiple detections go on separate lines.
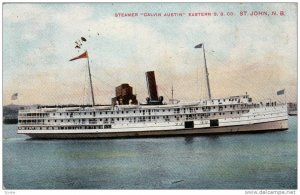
17, 94, 289, 139
19, 119, 287, 139
288, 111, 297, 116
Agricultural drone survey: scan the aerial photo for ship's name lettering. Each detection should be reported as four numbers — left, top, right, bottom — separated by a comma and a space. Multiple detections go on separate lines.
115, 13, 138, 17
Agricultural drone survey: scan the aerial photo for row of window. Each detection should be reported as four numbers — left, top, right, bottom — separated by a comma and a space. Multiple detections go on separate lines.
204, 96, 249, 104
20, 106, 250, 119
18, 111, 249, 126
20, 110, 247, 122
18, 125, 112, 130
19, 113, 49, 117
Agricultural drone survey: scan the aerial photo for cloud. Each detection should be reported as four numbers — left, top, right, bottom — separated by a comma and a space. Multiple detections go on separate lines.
173, 9, 297, 101
3, 3, 297, 105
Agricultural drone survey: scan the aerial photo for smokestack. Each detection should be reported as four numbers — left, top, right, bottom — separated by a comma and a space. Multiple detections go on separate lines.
146, 71, 159, 101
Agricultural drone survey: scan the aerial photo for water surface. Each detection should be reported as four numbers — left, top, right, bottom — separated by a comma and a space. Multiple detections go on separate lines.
3, 116, 297, 189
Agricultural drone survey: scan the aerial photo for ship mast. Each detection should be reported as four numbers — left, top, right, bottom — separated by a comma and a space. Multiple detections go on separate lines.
87, 57, 95, 106
69, 50, 96, 106
171, 84, 174, 104
195, 43, 212, 100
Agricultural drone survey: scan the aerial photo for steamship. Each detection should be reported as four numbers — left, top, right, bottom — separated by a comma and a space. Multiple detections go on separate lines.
17, 44, 288, 139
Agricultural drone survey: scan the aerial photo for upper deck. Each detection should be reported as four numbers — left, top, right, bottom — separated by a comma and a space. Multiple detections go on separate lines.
19, 95, 253, 114
17, 93, 286, 131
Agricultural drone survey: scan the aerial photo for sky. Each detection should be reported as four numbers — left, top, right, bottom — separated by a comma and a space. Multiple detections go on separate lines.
3, 3, 297, 105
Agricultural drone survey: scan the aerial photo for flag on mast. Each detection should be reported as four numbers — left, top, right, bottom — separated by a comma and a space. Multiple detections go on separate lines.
69, 51, 88, 61
11, 93, 18, 100
194, 43, 203, 48
277, 89, 285, 95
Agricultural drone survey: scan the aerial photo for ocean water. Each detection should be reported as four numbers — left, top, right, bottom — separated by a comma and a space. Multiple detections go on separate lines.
2, 116, 297, 189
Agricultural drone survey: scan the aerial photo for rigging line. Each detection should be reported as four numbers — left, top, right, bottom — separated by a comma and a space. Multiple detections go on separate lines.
90, 80, 115, 98
216, 69, 264, 94
91, 83, 115, 97
100, 67, 122, 83
92, 85, 100, 100
91, 74, 116, 88
157, 85, 170, 100
196, 57, 200, 99
207, 52, 261, 74
83, 63, 89, 105
200, 62, 205, 99
204, 53, 256, 88
157, 75, 180, 94
157, 79, 183, 101
92, 84, 114, 96
66, 66, 87, 104
91, 74, 115, 92
207, 52, 232, 66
